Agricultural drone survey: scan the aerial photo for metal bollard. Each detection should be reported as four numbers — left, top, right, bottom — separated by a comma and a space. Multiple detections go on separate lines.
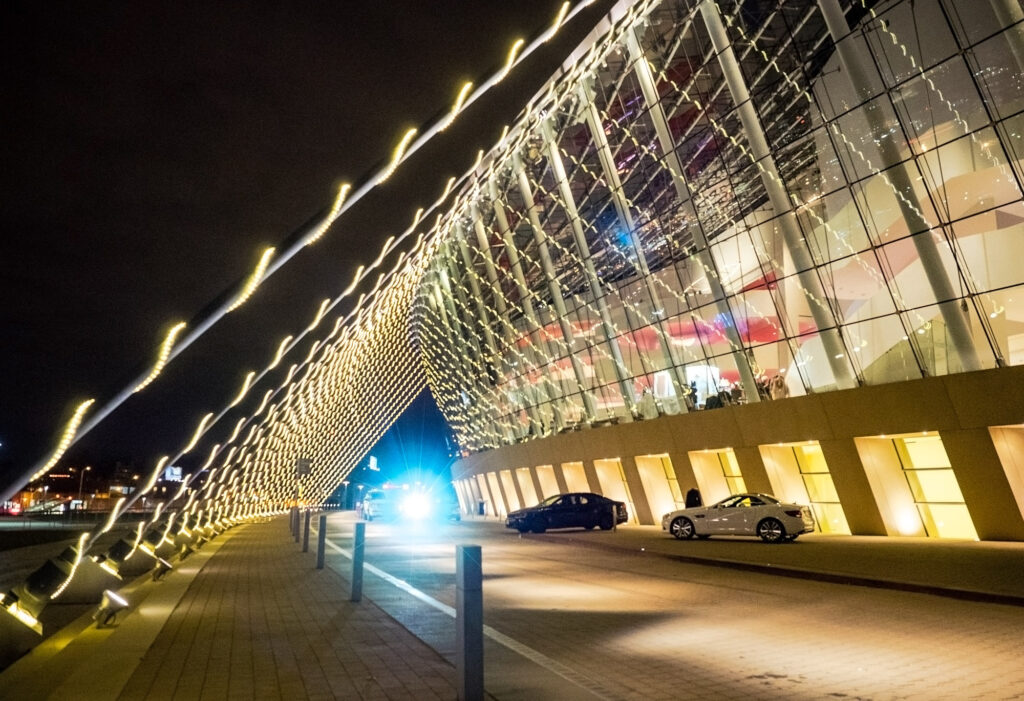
290, 506, 298, 537
456, 544, 484, 701
302, 511, 311, 552
316, 514, 327, 569
350, 521, 365, 602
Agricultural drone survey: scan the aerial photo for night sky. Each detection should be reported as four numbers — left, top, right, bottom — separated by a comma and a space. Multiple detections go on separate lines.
0, 0, 615, 484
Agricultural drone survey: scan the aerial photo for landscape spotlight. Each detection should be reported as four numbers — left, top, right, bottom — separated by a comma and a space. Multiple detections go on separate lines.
151, 558, 173, 582
93, 589, 129, 627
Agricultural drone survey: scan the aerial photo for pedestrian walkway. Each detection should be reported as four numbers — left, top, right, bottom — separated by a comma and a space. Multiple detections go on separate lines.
4, 513, 1024, 701
0, 519, 464, 701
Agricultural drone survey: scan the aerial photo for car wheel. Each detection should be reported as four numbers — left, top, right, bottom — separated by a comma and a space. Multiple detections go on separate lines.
757, 518, 786, 543
530, 517, 547, 534
516, 527, 528, 534
670, 517, 695, 540
598, 513, 615, 530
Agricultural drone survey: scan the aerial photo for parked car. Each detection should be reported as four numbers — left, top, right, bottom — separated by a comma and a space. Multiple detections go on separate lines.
662, 493, 815, 543
361, 489, 395, 521
505, 492, 628, 533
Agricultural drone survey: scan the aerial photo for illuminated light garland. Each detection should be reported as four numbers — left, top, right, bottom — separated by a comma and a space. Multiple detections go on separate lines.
306, 299, 332, 332
228, 247, 276, 312
100, 497, 127, 535
50, 532, 89, 600
230, 372, 257, 408
305, 183, 351, 245
201, 446, 221, 471
183, 414, 214, 453
441, 82, 474, 131
134, 322, 188, 393
141, 456, 169, 496
377, 128, 418, 184
31, 399, 95, 481
501, 39, 526, 80
545, 2, 573, 39
173, 475, 192, 501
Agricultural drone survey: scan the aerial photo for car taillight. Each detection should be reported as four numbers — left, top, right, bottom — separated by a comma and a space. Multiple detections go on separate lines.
784, 509, 802, 518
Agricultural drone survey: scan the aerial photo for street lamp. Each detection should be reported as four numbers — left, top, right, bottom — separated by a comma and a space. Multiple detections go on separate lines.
77, 466, 91, 509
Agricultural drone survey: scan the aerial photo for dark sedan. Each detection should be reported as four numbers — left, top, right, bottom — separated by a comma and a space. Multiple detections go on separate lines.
505, 492, 628, 533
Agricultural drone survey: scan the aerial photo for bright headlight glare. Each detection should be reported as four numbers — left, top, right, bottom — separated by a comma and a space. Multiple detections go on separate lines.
400, 492, 432, 519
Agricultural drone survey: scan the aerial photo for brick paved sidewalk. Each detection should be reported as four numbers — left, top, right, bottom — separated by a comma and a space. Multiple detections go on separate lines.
117, 520, 459, 701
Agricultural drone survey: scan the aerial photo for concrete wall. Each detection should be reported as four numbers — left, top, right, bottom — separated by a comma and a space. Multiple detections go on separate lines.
451, 366, 1024, 540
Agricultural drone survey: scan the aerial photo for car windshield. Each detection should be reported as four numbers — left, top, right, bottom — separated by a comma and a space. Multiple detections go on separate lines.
714, 494, 779, 508
536, 494, 562, 507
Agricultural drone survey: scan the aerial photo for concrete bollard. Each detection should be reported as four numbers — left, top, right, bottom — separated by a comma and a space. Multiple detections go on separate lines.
350, 521, 365, 602
316, 514, 327, 569
302, 510, 311, 552
456, 544, 484, 701
290, 506, 298, 537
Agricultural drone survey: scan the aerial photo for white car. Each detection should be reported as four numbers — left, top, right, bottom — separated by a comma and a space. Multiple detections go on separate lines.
662, 493, 815, 543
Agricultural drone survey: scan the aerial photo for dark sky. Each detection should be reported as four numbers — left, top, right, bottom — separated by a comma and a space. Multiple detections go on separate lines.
0, 0, 615, 482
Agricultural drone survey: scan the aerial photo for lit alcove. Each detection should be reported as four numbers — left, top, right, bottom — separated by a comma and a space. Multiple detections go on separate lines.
759, 441, 851, 534
856, 432, 978, 539
593, 458, 638, 523
687, 448, 745, 505
634, 454, 685, 521
515, 466, 539, 507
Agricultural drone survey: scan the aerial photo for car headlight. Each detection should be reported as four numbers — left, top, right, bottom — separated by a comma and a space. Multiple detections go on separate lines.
399, 492, 433, 519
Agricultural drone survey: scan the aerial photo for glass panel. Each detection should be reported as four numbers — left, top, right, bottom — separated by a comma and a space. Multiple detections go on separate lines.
966, 23, 1024, 120
904, 468, 966, 503
812, 502, 851, 535
891, 58, 988, 153
917, 503, 978, 539
843, 315, 923, 384
901, 435, 952, 467
802, 473, 840, 504
918, 129, 1022, 220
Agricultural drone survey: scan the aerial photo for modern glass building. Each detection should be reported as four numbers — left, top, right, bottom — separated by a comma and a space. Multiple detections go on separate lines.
411, 0, 1024, 540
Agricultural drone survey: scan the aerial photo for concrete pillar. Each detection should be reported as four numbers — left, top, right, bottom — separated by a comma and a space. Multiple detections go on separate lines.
582, 460, 602, 495
818, 438, 886, 535
732, 445, 772, 495
940, 427, 1024, 540
619, 455, 655, 525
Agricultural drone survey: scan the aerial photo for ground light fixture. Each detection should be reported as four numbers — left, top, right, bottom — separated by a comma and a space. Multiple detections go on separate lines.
0, 552, 81, 633
151, 558, 173, 582
93, 589, 129, 627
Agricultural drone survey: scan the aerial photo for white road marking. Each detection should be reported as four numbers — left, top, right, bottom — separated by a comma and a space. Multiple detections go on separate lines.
323, 535, 612, 699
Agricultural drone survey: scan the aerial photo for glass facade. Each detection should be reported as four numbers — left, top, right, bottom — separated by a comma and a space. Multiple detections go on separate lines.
412, 0, 1024, 456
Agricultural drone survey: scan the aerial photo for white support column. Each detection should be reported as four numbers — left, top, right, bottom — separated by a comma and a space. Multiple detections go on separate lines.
514, 157, 601, 422
625, 28, 761, 403
700, 0, 857, 389
469, 207, 545, 433
817, 0, 981, 373
537, 122, 638, 416
577, 80, 692, 410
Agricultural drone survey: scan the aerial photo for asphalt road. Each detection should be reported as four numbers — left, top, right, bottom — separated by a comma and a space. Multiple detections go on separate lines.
322, 516, 1024, 701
